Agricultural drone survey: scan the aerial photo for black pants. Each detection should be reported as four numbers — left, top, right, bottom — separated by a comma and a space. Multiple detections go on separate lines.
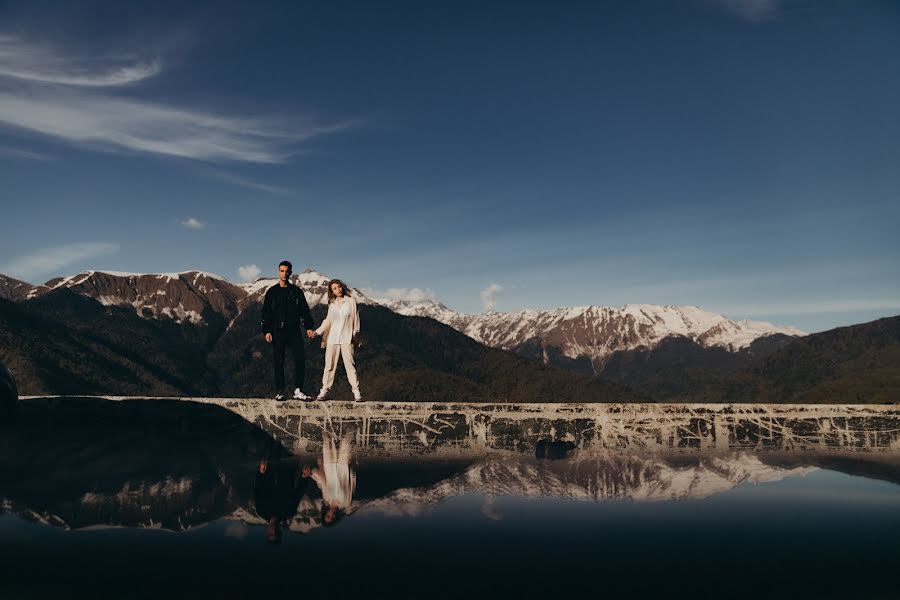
272, 332, 306, 391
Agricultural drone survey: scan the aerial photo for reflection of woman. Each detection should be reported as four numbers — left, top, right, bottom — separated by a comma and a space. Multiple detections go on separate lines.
308, 433, 356, 526
309, 279, 363, 402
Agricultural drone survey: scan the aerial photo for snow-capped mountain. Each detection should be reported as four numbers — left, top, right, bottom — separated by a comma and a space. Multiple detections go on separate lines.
7, 267, 802, 365
25, 270, 247, 325
378, 298, 804, 370
0, 274, 34, 301
238, 269, 375, 308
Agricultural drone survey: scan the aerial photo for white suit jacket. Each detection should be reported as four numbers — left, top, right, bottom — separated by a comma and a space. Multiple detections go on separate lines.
315, 297, 360, 347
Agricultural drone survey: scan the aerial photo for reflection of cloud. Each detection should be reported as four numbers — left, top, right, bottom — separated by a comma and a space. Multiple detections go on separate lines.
480, 495, 503, 521
223, 520, 250, 539
1, 242, 119, 280
238, 264, 261, 282
0, 35, 352, 163
716, 0, 779, 22
480, 283, 503, 312
180, 217, 205, 230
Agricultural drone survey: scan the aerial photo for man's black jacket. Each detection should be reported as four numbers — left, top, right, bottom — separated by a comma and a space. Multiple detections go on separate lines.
260, 283, 315, 335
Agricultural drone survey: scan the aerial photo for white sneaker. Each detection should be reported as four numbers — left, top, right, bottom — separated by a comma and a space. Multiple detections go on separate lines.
353, 390, 364, 403
293, 388, 310, 400
274, 392, 285, 401
316, 389, 330, 401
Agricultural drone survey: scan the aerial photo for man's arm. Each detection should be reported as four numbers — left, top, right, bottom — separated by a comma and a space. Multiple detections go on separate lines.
297, 288, 315, 332
260, 287, 274, 341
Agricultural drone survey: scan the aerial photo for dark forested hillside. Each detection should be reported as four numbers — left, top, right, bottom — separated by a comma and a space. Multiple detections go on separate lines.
1, 292, 640, 402
672, 316, 900, 403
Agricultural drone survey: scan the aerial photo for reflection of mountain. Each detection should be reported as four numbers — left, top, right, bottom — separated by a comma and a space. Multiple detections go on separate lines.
360, 454, 816, 517
0, 398, 279, 530
3, 399, 898, 532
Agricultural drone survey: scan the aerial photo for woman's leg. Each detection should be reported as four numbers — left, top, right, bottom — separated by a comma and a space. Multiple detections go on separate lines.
321, 344, 340, 394
339, 344, 360, 395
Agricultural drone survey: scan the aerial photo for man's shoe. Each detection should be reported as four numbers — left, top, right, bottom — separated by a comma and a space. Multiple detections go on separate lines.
274, 392, 286, 401
293, 388, 311, 400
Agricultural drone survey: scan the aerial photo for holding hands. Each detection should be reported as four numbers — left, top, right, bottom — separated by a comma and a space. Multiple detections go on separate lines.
307, 329, 317, 340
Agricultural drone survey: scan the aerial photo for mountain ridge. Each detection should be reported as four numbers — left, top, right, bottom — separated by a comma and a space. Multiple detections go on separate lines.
1, 269, 803, 373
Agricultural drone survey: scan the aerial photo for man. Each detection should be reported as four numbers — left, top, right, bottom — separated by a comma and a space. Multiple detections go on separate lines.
261, 260, 316, 400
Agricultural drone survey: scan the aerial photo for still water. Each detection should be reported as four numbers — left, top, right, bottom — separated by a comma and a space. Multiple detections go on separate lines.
2, 398, 899, 599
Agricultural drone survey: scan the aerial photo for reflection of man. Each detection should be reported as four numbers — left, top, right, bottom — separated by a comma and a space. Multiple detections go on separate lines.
261, 260, 316, 401
308, 433, 356, 526
254, 460, 309, 543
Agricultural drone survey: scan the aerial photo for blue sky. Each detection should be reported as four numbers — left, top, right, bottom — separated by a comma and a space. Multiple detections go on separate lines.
0, 0, 898, 332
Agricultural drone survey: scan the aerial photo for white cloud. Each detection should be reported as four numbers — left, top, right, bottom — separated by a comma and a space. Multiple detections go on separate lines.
480, 283, 503, 312
0, 34, 161, 87
181, 217, 205, 230
716, 0, 779, 22
1, 242, 119, 281
204, 169, 291, 195
362, 287, 437, 303
0, 35, 352, 163
238, 264, 262, 282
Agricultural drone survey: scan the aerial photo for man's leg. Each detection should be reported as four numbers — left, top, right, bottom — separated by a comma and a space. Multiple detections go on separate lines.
287, 334, 306, 390
272, 333, 286, 391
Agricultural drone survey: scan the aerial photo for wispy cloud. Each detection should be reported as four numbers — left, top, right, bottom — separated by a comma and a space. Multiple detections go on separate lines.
481, 283, 503, 312
204, 169, 291, 195
715, 0, 779, 23
0, 144, 52, 161
0, 34, 161, 87
0, 35, 352, 163
1, 242, 119, 281
237, 264, 261, 282
364, 287, 438, 303
180, 217, 205, 230
717, 299, 900, 317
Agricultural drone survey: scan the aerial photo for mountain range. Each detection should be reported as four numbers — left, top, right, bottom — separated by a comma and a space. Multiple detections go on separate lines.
1, 268, 897, 402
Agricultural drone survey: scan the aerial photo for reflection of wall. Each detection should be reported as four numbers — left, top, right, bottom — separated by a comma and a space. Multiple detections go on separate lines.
204, 400, 900, 457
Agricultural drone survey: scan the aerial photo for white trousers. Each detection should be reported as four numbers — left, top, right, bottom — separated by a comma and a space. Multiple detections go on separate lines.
321, 343, 359, 393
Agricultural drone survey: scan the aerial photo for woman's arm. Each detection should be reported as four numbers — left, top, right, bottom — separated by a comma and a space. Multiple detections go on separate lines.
315, 303, 333, 336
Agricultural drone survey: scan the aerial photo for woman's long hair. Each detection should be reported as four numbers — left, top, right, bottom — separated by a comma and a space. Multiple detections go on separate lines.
326, 279, 351, 304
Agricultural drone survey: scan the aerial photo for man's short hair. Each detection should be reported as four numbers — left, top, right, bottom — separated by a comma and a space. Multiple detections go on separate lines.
279, 260, 292, 271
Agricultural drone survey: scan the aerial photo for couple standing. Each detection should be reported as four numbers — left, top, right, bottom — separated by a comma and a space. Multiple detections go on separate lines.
261, 260, 363, 402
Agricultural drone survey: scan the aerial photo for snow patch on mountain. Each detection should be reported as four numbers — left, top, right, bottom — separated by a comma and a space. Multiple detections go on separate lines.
379, 298, 804, 367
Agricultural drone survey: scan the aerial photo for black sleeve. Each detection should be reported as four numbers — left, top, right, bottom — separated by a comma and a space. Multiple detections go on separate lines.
297, 288, 315, 330
261, 288, 274, 334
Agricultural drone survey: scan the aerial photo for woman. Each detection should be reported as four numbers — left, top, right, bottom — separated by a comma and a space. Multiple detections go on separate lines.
309, 279, 363, 402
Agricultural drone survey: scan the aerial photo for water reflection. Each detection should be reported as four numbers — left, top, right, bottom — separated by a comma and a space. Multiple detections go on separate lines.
254, 459, 309, 543
1, 399, 898, 534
